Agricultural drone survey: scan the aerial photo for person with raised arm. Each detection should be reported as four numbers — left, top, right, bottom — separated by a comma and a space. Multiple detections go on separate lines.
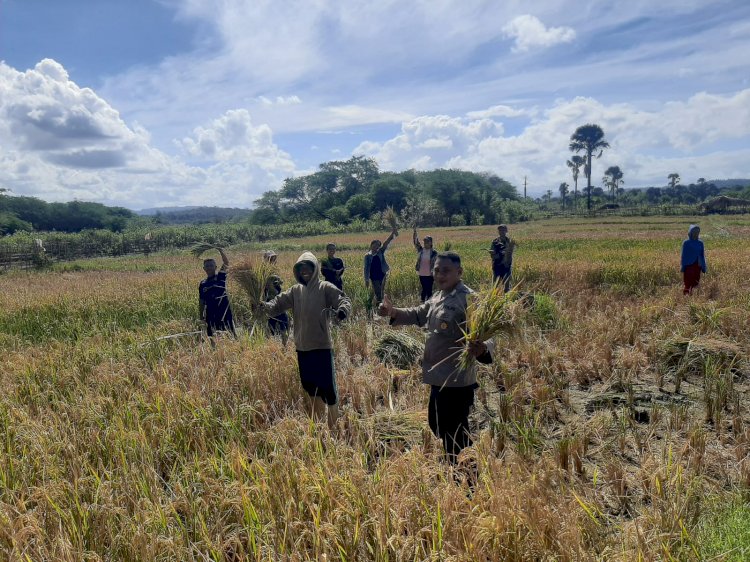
364, 226, 398, 306
413, 227, 437, 302
199, 248, 236, 337
378, 252, 493, 465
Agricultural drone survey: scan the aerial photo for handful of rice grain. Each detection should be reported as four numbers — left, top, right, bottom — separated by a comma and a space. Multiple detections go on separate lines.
231, 257, 276, 307
382, 206, 399, 235
457, 283, 523, 371
190, 241, 225, 258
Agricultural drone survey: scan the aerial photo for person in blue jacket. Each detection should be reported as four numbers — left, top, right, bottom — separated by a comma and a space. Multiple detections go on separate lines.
364, 226, 397, 306
681, 224, 707, 295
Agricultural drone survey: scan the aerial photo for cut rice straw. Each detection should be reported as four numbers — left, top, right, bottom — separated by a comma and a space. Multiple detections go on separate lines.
382, 206, 399, 235
427, 282, 523, 378
231, 257, 276, 309
190, 241, 225, 258
458, 282, 522, 371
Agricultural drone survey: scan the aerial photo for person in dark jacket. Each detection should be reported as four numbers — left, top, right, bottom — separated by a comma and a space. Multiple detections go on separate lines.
364, 227, 397, 306
378, 252, 494, 464
199, 248, 235, 337
681, 224, 707, 295
489, 224, 515, 292
264, 274, 289, 345
320, 243, 345, 291
413, 227, 438, 302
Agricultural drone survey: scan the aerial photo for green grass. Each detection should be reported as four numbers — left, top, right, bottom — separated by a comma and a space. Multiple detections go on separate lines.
695, 500, 750, 561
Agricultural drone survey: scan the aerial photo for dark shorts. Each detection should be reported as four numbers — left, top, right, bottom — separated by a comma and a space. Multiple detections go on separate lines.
206, 311, 235, 336
268, 313, 289, 335
297, 349, 338, 405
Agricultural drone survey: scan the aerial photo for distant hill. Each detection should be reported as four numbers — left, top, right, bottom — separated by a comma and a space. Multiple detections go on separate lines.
137, 206, 201, 216
137, 206, 253, 224
707, 179, 750, 189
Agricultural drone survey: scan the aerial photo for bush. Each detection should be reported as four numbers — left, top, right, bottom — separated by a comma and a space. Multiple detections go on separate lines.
450, 214, 466, 226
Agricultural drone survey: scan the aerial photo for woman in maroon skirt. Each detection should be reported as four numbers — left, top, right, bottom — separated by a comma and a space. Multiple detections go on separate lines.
680, 224, 707, 295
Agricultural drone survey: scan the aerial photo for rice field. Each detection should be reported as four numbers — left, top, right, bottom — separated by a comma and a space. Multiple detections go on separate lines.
1, 216, 749, 561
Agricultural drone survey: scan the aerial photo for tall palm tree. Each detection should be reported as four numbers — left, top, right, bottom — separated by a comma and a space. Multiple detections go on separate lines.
569, 124, 610, 211
603, 165, 624, 201
566, 155, 585, 212
559, 182, 569, 211
668, 173, 681, 189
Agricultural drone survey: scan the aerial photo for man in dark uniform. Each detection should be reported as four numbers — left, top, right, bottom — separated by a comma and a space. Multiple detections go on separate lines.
320, 243, 346, 291
199, 248, 235, 336
489, 224, 515, 292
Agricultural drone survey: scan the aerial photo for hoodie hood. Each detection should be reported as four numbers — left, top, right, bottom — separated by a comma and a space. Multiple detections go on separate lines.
293, 251, 320, 285
688, 224, 700, 238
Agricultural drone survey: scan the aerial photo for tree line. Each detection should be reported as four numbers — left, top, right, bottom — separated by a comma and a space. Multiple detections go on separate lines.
0, 190, 133, 235
251, 156, 526, 226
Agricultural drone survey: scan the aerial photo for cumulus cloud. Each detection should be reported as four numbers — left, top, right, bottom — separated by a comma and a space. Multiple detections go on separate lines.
354, 115, 503, 171
0, 59, 297, 207
178, 109, 294, 166
502, 15, 576, 52
0, 59, 152, 169
356, 90, 750, 191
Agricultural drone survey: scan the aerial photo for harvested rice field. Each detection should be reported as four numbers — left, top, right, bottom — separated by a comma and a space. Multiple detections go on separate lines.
1, 216, 749, 561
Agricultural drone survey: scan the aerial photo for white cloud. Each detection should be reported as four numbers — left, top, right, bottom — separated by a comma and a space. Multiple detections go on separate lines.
0, 60, 296, 208
258, 95, 302, 106
502, 14, 576, 52
466, 105, 528, 119
356, 90, 750, 192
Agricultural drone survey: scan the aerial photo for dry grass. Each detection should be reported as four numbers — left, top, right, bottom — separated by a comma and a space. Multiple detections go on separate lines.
0, 216, 749, 560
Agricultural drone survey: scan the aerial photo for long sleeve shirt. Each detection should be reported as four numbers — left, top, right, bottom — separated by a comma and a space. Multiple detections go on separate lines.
390, 281, 493, 388
263, 252, 351, 351
681, 239, 707, 272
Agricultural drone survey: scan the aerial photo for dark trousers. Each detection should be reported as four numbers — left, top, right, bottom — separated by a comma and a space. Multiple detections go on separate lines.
428, 384, 477, 464
419, 275, 434, 302
370, 278, 385, 303
683, 263, 702, 295
492, 262, 512, 292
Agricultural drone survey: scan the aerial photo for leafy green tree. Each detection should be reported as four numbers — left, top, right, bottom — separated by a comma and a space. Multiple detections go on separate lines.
566, 155, 585, 211
603, 166, 624, 201
0, 212, 32, 234
668, 173, 681, 189
318, 156, 380, 197
370, 175, 411, 212
345, 193, 374, 219
326, 205, 350, 224
569, 124, 610, 211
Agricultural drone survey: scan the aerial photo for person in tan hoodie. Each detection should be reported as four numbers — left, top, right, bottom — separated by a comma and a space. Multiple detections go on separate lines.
260, 252, 351, 427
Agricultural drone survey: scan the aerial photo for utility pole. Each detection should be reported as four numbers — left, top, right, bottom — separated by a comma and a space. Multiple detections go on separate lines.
524, 176, 527, 199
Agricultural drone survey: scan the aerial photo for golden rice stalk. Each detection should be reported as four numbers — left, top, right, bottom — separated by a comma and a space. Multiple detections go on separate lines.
457, 283, 523, 371
190, 241, 224, 258
374, 330, 424, 369
231, 257, 276, 306
382, 206, 399, 235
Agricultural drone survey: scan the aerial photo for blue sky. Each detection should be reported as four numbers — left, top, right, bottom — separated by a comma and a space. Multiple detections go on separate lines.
1, 0, 749, 208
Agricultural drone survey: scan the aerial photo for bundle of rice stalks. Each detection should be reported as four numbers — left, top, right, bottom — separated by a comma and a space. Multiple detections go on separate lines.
658, 336, 745, 379
190, 241, 224, 258
374, 331, 424, 369
231, 257, 276, 306
457, 284, 524, 371
382, 206, 399, 235
364, 409, 424, 444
